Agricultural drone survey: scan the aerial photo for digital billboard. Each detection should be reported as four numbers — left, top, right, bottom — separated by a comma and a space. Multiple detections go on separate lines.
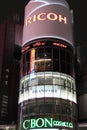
22, 0, 73, 46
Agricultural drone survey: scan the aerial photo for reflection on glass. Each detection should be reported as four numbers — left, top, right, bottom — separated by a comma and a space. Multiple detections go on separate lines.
18, 72, 77, 104
20, 45, 74, 77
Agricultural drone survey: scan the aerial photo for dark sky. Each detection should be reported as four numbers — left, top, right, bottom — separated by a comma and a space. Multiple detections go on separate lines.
0, 0, 87, 44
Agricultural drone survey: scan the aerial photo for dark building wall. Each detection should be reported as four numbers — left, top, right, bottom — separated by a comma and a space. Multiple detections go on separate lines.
76, 43, 87, 123
0, 22, 6, 84
76, 44, 87, 74
8, 59, 20, 124
79, 128, 87, 130
0, 20, 22, 124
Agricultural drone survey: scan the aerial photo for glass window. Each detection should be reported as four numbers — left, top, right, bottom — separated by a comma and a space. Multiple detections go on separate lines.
60, 49, 66, 61
38, 48, 44, 58
67, 79, 71, 88
56, 105, 61, 113
34, 48, 53, 72
53, 77, 60, 85
21, 83, 24, 93
28, 106, 36, 116
30, 78, 38, 86
26, 52, 30, 62
45, 48, 52, 58
53, 48, 59, 59
61, 86, 67, 100
60, 78, 65, 86
40, 104, 53, 113
23, 54, 25, 65
45, 60, 52, 71
20, 41, 74, 77
66, 63, 72, 75
20, 55, 25, 76
66, 51, 72, 63
61, 105, 67, 115
38, 77, 45, 85
67, 107, 71, 115
35, 48, 38, 59
53, 59, 59, 71
26, 52, 30, 74
45, 76, 53, 84
61, 61, 66, 73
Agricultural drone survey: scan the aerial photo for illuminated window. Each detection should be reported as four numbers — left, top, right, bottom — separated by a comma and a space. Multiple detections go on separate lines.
38, 77, 45, 85
21, 43, 74, 76
26, 52, 30, 74
45, 76, 53, 84
30, 78, 38, 86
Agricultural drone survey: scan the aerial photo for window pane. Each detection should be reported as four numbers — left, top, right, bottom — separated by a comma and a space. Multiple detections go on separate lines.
60, 49, 66, 61
53, 48, 59, 59
53, 59, 59, 71
38, 48, 44, 58
60, 61, 66, 73
45, 48, 52, 58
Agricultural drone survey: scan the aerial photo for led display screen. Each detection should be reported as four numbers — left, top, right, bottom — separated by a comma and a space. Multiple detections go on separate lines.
22, 0, 73, 46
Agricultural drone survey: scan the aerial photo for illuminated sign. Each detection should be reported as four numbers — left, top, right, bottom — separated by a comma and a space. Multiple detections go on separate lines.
22, 1, 73, 46
21, 41, 67, 53
25, 13, 67, 26
18, 72, 77, 104
22, 118, 73, 129
30, 49, 35, 72
33, 41, 45, 47
53, 42, 67, 48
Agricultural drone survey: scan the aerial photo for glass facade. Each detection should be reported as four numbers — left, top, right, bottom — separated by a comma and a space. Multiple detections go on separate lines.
18, 40, 77, 130
20, 40, 74, 77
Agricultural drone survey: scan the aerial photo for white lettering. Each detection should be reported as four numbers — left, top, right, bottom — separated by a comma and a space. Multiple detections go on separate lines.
36, 118, 44, 128
59, 14, 67, 24
23, 120, 30, 129
44, 118, 53, 127
47, 13, 58, 20
31, 119, 36, 128
37, 13, 46, 21
25, 12, 67, 26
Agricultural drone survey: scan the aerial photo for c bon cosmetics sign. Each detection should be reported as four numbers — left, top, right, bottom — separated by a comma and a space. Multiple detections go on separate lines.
22, 117, 73, 129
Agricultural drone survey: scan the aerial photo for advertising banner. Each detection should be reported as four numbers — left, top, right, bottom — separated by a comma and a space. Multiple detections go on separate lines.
22, 0, 73, 46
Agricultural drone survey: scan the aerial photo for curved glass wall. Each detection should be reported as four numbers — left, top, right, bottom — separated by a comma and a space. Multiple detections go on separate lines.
18, 40, 77, 130
18, 72, 76, 103
20, 40, 74, 77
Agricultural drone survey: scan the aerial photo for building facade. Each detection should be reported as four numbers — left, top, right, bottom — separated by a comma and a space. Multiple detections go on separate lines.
75, 42, 87, 130
18, 0, 78, 130
0, 20, 22, 125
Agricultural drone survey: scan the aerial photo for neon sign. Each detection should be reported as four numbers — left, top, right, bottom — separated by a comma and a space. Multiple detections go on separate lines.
21, 46, 30, 53
30, 49, 35, 72
21, 41, 67, 53
22, 118, 73, 129
25, 12, 67, 26
33, 42, 45, 47
53, 42, 67, 48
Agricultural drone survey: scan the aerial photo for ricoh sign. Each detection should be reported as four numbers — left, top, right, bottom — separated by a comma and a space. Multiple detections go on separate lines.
25, 12, 67, 26
22, 0, 73, 46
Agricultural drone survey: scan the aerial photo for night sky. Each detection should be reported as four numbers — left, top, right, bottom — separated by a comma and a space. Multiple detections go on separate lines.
0, 0, 87, 44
